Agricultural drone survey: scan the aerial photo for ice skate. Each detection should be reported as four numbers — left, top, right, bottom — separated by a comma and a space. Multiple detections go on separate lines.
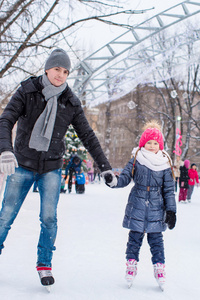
125, 259, 137, 288
153, 263, 165, 291
37, 266, 55, 291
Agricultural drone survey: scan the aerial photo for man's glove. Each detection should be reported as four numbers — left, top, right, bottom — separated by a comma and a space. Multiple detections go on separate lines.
101, 170, 118, 187
0, 151, 18, 176
165, 211, 176, 230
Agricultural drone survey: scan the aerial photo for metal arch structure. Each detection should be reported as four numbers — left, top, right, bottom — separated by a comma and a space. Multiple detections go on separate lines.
68, 1, 200, 106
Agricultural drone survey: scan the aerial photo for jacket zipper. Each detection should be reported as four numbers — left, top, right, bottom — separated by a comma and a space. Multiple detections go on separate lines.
144, 169, 151, 232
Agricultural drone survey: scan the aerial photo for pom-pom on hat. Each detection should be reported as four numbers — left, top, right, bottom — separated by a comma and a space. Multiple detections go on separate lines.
139, 120, 164, 150
45, 48, 71, 72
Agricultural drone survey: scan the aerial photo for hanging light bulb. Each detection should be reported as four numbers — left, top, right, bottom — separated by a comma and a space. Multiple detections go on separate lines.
127, 100, 136, 110
170, 90, 177, 98
183, 92, 187, 99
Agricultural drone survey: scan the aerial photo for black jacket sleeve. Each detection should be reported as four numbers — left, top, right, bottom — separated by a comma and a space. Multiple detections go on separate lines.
0, 87, 25, 154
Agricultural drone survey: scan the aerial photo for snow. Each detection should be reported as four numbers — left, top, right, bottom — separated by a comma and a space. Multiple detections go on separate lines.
0, 182, 200, 300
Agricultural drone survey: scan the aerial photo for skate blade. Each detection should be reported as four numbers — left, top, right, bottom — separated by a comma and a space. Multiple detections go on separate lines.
126, 280, 133, 289
45, 285, 51, 293
158, 283, 165, 291
128, 282, 132, 289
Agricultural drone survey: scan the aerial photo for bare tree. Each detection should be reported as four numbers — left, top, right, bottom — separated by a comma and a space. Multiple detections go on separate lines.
0, 0, 151, 105
133, 24, 200, 161
103, 22, 200, 167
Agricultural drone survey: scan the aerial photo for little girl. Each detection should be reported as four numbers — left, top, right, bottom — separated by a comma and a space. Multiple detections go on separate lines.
104, 121, 176, 290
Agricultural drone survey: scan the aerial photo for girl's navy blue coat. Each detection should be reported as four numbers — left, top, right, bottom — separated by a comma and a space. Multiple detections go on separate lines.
116, 157, 176, 233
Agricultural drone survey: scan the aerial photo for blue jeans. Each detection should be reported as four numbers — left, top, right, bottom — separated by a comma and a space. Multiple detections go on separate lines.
126, 231, 165, 264
0, 166, 62, 267
33, 181, 38, 192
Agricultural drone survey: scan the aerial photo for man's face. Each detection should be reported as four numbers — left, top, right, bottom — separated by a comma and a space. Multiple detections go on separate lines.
46, 67, 69, 86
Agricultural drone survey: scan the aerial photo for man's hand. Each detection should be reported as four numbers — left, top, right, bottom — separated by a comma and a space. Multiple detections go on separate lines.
0, 151, 18, 176
101, 170, 118, 187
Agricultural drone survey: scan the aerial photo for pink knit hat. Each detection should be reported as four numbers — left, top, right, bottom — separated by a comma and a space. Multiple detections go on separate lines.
139, 127, 164, 150
184, 160, 190, 169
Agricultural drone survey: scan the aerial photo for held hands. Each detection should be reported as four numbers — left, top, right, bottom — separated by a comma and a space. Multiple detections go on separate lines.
165, 211, 176, 230
101, 170, 118, 187
0, 151, 18, 176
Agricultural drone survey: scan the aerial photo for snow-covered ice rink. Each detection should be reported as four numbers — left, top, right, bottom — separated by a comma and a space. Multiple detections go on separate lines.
0, 181, 199, 300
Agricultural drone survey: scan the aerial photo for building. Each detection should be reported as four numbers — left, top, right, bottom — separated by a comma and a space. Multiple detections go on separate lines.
85, 84, 200, 169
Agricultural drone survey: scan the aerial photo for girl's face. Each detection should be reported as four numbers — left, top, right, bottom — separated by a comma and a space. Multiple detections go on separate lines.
192, 165, 196, 170
46, 67, 69, 86
144, 140, 160, 154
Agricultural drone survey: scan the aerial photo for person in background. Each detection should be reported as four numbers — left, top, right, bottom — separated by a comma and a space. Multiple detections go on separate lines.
92, 161, 101, 183
178, 160, 190, 203
64, 154, 82, 193
75, 167, 86, 194
86, 159, 94, 182
0, 48, 116, 289
173, 156, 183, 193
60, 176, 66, 194
187, 163, 199, 203
103, 120, 176, 291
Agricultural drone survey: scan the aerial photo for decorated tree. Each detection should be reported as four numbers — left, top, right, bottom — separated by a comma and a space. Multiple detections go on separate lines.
63, 125, 88, 170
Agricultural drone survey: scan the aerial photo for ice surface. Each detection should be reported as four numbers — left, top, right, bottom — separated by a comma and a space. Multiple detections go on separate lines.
0, 182, 199, 299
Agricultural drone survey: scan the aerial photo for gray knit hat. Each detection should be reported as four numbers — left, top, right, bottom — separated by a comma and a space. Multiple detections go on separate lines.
45, 48, 71, 72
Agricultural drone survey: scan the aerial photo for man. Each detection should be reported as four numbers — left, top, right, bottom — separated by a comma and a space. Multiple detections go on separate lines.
65, 154, 82, 193
0, 48, 117, 288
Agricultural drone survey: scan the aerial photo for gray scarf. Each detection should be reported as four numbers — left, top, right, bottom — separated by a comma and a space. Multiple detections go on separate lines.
29, 74, 67, 152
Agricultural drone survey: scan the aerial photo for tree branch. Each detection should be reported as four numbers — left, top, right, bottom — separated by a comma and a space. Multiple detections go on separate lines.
24, 8, 153, 47
0, 0, 35, 37
0, 0, 59, 78
0, 0, 28, 25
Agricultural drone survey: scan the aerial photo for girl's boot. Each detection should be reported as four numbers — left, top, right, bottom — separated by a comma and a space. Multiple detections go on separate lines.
125, 259, 137, 288
153, 263, 165, 291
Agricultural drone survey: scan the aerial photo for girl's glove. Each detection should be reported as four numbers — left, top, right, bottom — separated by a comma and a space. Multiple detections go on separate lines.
101, 170, 118, 187
165, 211, 176, 230
0, 151, 18, 176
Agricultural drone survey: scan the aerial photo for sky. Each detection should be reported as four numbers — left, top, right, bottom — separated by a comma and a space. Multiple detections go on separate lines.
75, 0, 189, 53
69, 0, 199, 67
2, 0, 199, 105
131, 0, 188, 15
67, 0, 200, 105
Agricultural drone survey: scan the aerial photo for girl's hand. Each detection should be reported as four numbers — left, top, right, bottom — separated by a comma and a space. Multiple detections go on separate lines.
165, 211, 176, 230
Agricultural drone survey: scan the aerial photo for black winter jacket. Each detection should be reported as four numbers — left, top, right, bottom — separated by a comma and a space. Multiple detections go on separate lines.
0, 76, 111, 174
179, 165, 189, 189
